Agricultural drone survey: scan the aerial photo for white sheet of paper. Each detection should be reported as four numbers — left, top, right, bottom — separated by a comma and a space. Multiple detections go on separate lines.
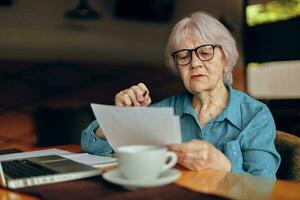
62, 153, 117, 167
91, 104, 181, 150
0, 149, 117, 168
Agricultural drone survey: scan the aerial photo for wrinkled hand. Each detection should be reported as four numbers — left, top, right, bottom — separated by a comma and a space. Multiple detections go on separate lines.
115, 83, 151, 107
168, 140, 231, 172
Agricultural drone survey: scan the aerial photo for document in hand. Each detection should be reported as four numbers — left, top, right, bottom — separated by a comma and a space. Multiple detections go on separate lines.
91, 104, 182, 150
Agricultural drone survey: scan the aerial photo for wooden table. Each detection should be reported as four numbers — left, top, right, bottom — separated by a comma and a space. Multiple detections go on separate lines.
1, 145, 300, 200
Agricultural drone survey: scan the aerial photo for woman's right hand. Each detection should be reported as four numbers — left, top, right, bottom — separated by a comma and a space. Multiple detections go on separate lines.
115, 83, 151, 107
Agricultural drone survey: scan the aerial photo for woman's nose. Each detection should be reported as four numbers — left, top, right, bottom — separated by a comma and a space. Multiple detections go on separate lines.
190, 51, 203, 68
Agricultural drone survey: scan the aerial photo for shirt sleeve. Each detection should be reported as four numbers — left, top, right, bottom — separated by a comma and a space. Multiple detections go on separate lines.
80, 120, 113, 155
225, 105, 281, 179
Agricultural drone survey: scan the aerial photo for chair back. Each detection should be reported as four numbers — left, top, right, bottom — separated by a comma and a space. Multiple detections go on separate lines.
275, 130, 300, 181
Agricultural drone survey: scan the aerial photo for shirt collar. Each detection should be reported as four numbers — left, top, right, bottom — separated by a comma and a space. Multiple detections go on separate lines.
216, 83, 242, 130
174, 84, 242, 130
174, 91, 195, 117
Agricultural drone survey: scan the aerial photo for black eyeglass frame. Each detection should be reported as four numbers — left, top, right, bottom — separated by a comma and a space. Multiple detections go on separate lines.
171, 44, 221, 66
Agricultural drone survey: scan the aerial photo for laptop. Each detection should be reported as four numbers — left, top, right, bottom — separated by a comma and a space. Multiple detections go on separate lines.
0, 155, 102, 189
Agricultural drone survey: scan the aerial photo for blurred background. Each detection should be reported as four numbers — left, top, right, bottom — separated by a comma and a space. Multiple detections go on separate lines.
0, 0, 299, 149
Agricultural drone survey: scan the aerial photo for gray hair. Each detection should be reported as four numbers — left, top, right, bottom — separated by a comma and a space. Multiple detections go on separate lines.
166, 11, 238, 84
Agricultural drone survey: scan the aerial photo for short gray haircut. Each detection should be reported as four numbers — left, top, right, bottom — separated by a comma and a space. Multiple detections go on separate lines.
166, 11, 238, 84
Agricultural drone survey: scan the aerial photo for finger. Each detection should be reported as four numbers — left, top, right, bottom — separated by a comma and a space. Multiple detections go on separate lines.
174, 139, 209, 152
177, 151, 194, 159
122, 94, 133, 106
124, 89, 140, 106
115, 92, 126, 106
137, 83, 148, 91
136, 83, 151, 106
178, 156, 191, 166
141, 96, 151, 106
115, 101, 125, 106
130, 86, 144, 102
168, 143, 192, 153
177, 157, 186, 166
137, 83, 149, 100
174, 152, 203, 171
181, 156, 194, 166
173, 145, 212, 172
177, 152, 199, 167
176, 160, 191, 170
180, 157, 208, 171
115, 91, 134, 106
178, 159, 197, 171
168, 144, 185, 153
184, 164, 197, 171
175, 151, 188, 164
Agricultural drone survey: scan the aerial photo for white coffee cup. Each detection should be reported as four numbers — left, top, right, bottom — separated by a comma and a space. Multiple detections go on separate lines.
116, 145, 177, 181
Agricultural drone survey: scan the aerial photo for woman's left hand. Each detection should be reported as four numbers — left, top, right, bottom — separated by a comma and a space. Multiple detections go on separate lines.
168, 140, 231, 172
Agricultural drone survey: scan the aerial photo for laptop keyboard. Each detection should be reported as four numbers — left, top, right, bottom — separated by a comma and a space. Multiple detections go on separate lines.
2, 159, 58, 179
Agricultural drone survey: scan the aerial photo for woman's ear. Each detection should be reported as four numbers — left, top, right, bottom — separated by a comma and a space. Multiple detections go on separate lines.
220, 50, 229, 72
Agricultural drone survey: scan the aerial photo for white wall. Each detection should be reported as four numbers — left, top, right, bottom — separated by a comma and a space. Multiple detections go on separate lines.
0, 0, 243, 66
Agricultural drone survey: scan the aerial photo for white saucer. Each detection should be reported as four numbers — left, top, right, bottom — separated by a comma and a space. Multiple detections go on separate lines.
103, 169, 181, 190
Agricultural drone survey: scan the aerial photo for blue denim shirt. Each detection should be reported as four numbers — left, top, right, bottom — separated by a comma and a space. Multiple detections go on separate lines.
81, 85, 281, 179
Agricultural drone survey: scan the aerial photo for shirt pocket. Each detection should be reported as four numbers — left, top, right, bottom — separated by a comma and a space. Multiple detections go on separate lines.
224, 140, 243, 173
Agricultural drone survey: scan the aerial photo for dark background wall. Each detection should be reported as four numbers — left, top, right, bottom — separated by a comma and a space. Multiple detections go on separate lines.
244, 16, 300, 64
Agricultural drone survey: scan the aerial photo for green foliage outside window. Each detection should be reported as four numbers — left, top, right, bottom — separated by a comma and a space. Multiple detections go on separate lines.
247, 0, 300, 26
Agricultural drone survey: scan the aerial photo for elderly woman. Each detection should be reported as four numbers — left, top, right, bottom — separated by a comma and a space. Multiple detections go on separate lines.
81, 12, 280, 179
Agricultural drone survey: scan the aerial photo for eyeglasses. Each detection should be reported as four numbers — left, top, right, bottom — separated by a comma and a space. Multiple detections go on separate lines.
171, 44, 221, 66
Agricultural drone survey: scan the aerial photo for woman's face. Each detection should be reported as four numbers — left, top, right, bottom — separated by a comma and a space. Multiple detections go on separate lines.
176, 34, 228, 95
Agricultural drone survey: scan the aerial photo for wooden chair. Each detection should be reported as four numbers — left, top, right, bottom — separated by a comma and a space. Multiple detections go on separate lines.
275, 130, 300, 181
